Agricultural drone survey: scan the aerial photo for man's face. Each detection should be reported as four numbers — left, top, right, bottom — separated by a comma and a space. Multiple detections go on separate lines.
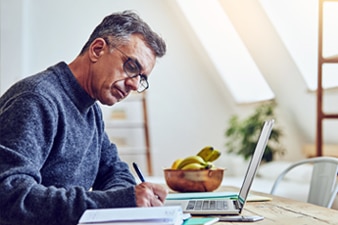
90, 34, 156, 106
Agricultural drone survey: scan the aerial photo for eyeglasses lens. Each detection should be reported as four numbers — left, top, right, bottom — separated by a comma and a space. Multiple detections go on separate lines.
123, 59, 149, 93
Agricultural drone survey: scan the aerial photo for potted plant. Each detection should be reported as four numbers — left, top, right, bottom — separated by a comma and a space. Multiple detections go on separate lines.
224, 101, 285, 162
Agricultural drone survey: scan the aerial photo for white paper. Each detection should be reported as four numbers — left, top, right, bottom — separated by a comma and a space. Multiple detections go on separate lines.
78, 206, 183, 225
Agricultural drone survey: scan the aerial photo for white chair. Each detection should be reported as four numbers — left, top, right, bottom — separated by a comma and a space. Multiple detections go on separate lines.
270, 156, 338, 208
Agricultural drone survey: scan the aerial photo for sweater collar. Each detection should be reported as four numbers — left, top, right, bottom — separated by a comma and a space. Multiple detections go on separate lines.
52, 62, 96, 111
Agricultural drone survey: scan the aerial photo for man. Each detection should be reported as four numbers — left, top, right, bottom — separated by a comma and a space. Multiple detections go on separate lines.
0, 11, 167, 225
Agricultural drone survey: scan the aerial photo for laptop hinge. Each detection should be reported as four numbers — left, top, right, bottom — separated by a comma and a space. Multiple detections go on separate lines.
234, 200, 241, 210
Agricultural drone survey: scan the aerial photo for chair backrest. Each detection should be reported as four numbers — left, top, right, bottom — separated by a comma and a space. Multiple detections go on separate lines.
270, 156, 338, 208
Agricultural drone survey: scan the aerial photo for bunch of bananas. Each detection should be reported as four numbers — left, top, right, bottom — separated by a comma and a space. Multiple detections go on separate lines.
171, 146, 221, 170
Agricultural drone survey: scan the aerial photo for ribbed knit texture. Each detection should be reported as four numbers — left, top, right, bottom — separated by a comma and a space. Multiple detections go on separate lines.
0, 62, 137, 225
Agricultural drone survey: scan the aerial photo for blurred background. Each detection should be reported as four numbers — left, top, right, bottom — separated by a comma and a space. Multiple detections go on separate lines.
1, 0, 338, 176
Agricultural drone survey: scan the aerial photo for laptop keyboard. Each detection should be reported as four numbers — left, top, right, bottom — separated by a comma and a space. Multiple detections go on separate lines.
186, 200, 229, 210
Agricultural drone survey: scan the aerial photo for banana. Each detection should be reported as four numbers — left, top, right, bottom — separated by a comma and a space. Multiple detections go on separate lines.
204, 149, 221, 162
204, 161, 215, 169
176, 155, 206, 169
171, 158, 183, 169
181, 162, 206, 170
196, 146, 214, 161
196, 146, 221, 162
170, 146, 221, 171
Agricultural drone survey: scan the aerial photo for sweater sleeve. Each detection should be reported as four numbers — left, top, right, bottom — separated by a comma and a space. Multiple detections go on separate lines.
92, 131, 137, 191
0, 93, 137, 225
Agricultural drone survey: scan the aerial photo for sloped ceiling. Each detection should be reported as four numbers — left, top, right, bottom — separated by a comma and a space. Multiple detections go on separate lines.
172, 0, 338, 149
173, 0, 274, 104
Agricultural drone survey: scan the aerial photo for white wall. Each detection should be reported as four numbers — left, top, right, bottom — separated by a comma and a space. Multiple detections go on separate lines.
0, 0, 25, 92
1, 0, 323, 176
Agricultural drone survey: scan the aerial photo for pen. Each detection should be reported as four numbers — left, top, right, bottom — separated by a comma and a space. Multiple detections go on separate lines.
133, 162, 161, 201
132, 162, 145, 182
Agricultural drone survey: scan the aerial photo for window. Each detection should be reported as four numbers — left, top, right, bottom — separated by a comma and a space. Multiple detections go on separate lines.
174, 0, 274, 103
259, 0, 338, 91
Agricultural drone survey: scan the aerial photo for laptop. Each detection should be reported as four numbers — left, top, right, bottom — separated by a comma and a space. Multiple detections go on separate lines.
164, 119, 274, 215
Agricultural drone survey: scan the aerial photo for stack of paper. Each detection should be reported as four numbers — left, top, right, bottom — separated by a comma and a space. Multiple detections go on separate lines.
77, 206, 184, 225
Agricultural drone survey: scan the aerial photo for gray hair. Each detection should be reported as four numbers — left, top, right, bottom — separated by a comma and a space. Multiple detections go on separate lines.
79, 10, 166, 57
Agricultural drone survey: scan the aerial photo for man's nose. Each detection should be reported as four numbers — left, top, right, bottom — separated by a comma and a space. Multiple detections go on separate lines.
126, 75, 140, 91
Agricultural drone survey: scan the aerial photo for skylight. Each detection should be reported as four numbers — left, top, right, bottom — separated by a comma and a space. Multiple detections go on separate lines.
174, 0, 275, 104
259, 0, 338, 91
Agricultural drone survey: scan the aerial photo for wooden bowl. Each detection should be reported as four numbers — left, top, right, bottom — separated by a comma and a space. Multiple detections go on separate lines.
164, 168, 224, 192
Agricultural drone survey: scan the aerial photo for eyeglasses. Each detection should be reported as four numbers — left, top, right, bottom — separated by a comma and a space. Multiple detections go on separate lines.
114, 48, 149, 93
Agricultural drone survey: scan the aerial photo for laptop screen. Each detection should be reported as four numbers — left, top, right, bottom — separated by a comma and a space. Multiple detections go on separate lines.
237, 119, 274, 212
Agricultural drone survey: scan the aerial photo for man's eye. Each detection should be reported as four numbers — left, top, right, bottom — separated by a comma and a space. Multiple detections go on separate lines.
124, 60, 139, 74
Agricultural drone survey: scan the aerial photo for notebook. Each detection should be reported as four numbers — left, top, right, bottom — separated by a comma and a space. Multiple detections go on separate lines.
164, 119, 274, 215
182, 217, 219, 225
77, 206, 184, 225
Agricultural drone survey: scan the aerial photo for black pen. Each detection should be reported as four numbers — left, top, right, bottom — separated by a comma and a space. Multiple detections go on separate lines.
132, 162, 145, 182
133, 162, 161, 201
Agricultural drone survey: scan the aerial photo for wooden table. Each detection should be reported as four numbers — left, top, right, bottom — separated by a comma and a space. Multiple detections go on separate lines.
215, 186, 338, 225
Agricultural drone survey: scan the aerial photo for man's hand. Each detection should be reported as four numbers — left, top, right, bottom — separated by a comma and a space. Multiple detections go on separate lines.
134, 182, 168, 207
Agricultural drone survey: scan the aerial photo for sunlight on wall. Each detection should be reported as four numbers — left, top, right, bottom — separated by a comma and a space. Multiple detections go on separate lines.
322, 2, 338, 58
259, 0, 338, 91
174, 0, 274, 104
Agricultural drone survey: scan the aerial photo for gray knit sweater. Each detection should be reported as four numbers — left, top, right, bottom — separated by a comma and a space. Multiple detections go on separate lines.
0, 62, 137, 225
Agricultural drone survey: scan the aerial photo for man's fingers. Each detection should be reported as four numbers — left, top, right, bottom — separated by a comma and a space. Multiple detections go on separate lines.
135, 182, 168, 207
150, 194, 163, 206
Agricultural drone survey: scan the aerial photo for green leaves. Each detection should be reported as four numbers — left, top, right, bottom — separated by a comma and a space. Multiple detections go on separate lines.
225, 101, 285, 162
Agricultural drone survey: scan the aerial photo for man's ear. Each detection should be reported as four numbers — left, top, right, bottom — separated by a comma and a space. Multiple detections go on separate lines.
89, 38, 106, 62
